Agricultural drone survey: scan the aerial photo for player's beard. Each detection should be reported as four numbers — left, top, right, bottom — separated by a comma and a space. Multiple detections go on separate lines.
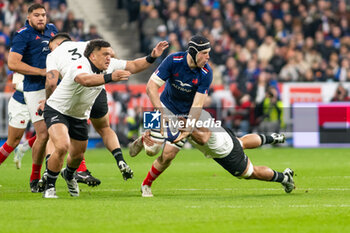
31, 22, 46, 32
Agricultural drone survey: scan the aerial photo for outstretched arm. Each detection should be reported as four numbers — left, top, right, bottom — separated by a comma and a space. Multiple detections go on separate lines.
75, 70, 131, 87
125, 41, 168, 74
190, 127, 211, 145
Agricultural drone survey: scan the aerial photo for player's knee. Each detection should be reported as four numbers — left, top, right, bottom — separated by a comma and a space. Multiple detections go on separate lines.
55, 142, 69, 156
70, 152, 84, 162
157, 154, 173, 166
239, 162, 254, 179
95, 126, 110, 138
36, 128, 49, 141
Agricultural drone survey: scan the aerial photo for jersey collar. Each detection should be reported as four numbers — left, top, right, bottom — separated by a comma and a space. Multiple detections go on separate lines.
87, 58, 103, 74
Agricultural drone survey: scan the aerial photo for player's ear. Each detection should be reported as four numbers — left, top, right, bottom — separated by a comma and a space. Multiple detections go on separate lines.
89, 52, 95, 62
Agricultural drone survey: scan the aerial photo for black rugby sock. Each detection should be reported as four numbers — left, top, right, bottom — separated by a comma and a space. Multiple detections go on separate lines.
259, 134, 274, 145
46, 169, 59, 189
112, 148, 125, 164
270, 170, 285, 183
65, 165, 77, 180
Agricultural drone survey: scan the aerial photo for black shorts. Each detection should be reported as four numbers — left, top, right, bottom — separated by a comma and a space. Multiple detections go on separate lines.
90, 89, 108, 119
44, 104, 89, 141
213, 128, 248, 177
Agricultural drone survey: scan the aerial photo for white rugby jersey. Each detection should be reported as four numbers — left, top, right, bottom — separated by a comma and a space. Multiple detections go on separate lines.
46, 41, 89, 77
46, 56, 127, 120
188, 127, 234, 159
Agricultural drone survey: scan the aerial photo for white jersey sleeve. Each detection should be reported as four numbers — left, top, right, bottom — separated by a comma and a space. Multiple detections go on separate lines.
46, 51, 59, 73
106, 58, 127, 73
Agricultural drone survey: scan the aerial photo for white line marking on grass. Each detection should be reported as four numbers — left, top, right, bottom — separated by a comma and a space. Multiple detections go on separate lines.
175, 188, 350, 191
185, 204, 350, 209
86, 187, 350, 192
312, 176, 350, 179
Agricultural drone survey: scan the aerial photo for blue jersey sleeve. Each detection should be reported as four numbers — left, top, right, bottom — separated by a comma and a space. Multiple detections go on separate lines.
197, 67, 213, 94
155, 54, 173, 81
10, 33, 27, 55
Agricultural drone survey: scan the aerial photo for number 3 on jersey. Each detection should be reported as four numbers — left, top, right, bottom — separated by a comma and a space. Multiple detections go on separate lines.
68, 48, 82, 60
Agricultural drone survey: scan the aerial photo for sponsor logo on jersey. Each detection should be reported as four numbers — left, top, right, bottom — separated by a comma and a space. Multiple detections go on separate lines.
35, 35, 41, 40
41, 40, 50, 52
175, 80, 192, 87
171, 79, 192, 93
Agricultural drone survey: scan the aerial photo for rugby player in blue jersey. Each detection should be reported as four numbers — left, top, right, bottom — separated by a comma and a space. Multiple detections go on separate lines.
8, 3, 57, 192
130, 35, 213, 197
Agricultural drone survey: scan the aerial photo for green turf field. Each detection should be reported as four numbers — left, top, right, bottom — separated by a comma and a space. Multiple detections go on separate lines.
0, 147, 349, 233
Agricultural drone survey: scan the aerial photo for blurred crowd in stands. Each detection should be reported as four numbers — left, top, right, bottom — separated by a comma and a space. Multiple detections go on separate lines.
131, 0, 350, 84
0, 0, 103, 92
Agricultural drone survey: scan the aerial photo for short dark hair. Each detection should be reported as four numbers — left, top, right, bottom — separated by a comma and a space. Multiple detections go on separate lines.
28, 3, 46, 13
84, 39, 111, 58
49, 32, 72, 44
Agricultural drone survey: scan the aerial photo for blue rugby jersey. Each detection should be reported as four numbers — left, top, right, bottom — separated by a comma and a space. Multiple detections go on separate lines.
12, 90, 25, 104
10, 21, 57, 92
156, 51, 213, 115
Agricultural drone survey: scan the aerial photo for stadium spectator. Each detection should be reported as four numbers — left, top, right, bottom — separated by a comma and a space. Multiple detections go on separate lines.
232, 93, 251, 136
83, 24, 102, 41
257, 86, 284, 135
331, 84, 350, 102
141, 8, 163, 53
121, 0, 140, 29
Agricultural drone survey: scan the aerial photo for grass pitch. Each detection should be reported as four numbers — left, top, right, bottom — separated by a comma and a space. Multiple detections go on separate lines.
0, 147, 349, 233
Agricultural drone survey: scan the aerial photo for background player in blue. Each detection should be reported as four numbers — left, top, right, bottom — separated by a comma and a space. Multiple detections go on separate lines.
131, 35, 213, 197
8, 3, 57, 192
0, 74, 32, 167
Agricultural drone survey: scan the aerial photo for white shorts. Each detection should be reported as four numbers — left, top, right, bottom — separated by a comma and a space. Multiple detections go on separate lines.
23, 89, 45, 123
8, 97, 30, 129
